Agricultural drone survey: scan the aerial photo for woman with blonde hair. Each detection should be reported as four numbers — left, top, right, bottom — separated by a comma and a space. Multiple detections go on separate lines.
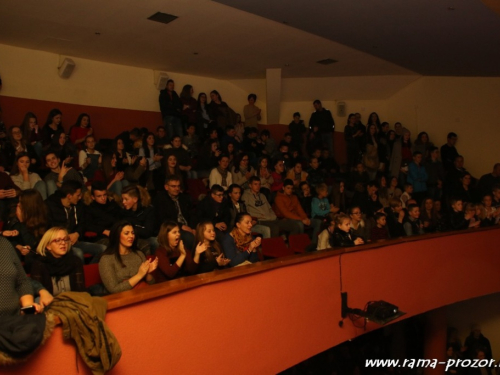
155, 221, 206, 281
194, 220, 230, 273
31, 227, 85, 296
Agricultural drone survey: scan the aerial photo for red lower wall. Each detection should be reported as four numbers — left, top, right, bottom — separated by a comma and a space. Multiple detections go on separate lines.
3, 228, 500, 374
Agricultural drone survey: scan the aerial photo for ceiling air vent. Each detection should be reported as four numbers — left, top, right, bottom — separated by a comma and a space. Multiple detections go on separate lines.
316, 58, 338, 65
148, 12, 178, 25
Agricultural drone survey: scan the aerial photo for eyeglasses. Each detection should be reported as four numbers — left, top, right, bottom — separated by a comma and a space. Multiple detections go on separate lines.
51, 237, 71, 244
214, 193, 224, 197
168, 184, 181, 188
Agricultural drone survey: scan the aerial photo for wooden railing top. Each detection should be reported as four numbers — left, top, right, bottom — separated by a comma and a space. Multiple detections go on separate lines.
104, 226, 500, 310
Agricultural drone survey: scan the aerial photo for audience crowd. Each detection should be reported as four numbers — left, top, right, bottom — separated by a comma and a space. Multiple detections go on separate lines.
1, 79, 499, 315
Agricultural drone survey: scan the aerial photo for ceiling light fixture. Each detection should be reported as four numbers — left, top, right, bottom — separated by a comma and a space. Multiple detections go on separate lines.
316, 58, 338, 65
448, 6, 455, 10
148, 12, 178, 25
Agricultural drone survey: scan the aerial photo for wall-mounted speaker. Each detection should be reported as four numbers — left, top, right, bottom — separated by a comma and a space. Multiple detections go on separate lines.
337, 101, 346, 117
155, 72, 169, 90
58, 58, 75, 79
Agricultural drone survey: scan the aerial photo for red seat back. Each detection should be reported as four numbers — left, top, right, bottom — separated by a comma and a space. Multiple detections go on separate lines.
261, 237, 294, 258
84, 263, 102, 289
288, 234, 311, 254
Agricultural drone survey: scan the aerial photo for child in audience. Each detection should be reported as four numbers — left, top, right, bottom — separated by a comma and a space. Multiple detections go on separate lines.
194, 220, 231, 274
349, 162, 369, 193
256, 156, 273, 200
400, 183, 413, 208
79, 135, 102, 182
306, 157, 324, 188
209, 154, 232, 190
311, 183, 337, 219
42, 108, 64, 147
182, 124, 199, 158
407, 151, 428, 204
258, 129, 277, 159
482, 194, 500, 224
273, 179, 310, 235
403, 204, 424, 237
10, 152, 46, 199
446, 198, 472, 231
466, 203, 481, 228
330, 213, 364, 248
270, 158, 285, 197
99, 221, 158, 294
385, 198, 406, 238
155, 221, 204, 281
493, 185, 500, 209
69, 113, 93, 150
317, 213, 335, 250
289, 112, 306, 155
420, 198, 439, 233
348, 206, 368, 242
298, 181, 313, 218
286, 161, 308, 190
370, 212, 390, 241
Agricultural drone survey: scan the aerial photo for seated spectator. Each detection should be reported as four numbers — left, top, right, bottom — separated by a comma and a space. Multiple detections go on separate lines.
155, 221, 203, 281
10, 152, 47, 199
425, 146, 445, 201
241, 127, 261, 160
452, 172, 474, 205
444, 155, 470, 199
164, 153, 185, 191
197, 140, 220, 177
78, 135, 102, 182
164, 135, 197, 179
286, 161, 308, 190
21, 111, 43, 159
312, 183, 338, 219
100, 152, 146, 196
403, 204, 425, 236
348, 206, 369, 242
197, 184, 229, 242
221, 213, 261, 267
319, 148, 340, 178
385, 198, 406, 238
412, 131, 434, 160
139, 132, 164, 191
407, 151, 428, 204
99, 221, 158, 294
317, 213, 335, 251
377, 175, 390, 208
182, 124, 200, 159
482, 194, 500, 225
155, 125, 169, 150
243, 177, 299, 238
209, 154, 232, 191
478, 163, 500, 199
306, 157, 324, 188
298, 181, 313, 218
440, 132, 459, 172
466, 203, 482, 229
1, 125, 39, 172
41, 108, 64, 147
277, 141, 291, 168
5, 189, 47, 271
256, 156, 273, 200
258, 129, 277, 159
231, 153, 255, 190
31, 227, 85, 296
270, 158, 285, 196
114, 136, 136, 172
194, 221, 231, 274
49, 129, 77, 167
121, 185, 157, 254
43, 151, 84, 197
220, 125, 240, 154
400, 183, 413, 208
154, 174, 196, 250
420, 198, 440, 233
349, 162, 370, 193
387, 176, 403, 201
273, 179, 310, 235
330, 213, 364, 248
493, 185, 500, 209
351, 181, 383, 219
196, 92, 214, 138
69, 113, 93, 150
330, 181, 347, 214
46, 180, 106, 262
370, 212, 389, 241
84, 181, 122, 243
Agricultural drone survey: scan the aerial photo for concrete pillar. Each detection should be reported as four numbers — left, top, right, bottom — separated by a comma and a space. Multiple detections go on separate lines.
266, 68, 281, 124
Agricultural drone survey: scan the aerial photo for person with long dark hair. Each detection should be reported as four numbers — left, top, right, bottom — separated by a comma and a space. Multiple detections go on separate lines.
69, 113, 93, 149
42, 108, 64, 147
20, 111, 43, 158
98, 220, 158, 294
1, 125, 39, 172
180, 84, 197, 127
10, 152, 46, 199
221, 213, 261, 267
196, 92, 214, 139
48, 129, 77, 167
31, 227, 85, 296
78, 135, 102, 182
209, 90, 237, 129
231, 153, 255, 190
138, 132, 164, 191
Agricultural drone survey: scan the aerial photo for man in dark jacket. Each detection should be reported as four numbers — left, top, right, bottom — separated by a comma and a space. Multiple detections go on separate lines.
440, 132, 459, 172
153, 174, 195, 250
84, 182, 122, 242
196, 184, 230, 243
159, 79, 183, 141
46, 180, 105, 262
309, 100, 335, 155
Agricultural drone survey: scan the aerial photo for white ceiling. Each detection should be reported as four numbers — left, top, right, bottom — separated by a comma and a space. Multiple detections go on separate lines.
0, 0, 417, 80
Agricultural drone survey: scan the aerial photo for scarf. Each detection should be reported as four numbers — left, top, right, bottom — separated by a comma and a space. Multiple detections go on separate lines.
40, 251, 79, 280
217, 166, 228, 187
230, 227, 253, 252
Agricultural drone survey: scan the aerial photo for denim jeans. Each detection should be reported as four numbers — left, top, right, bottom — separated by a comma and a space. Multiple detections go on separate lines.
164, 116, 183, 140
72, 241, 106, 264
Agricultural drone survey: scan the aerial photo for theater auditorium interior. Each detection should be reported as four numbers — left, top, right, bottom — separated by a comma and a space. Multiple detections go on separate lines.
1, 0, 500, 374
